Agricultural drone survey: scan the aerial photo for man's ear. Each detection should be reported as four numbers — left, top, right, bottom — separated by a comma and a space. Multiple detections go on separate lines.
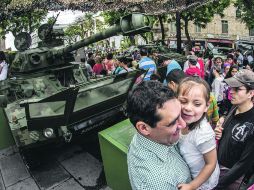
168, 81, 176, 90
136, 121, 151, 136
248, 90, 254, 99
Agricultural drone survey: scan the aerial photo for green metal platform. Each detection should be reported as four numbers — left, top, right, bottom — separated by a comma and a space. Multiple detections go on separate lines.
99, 119, 135, 190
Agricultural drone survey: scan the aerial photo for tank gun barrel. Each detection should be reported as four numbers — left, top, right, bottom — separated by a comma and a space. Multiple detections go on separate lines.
56, 13, 150, 55
10, 13, 150, 74
57, 24, 122, 55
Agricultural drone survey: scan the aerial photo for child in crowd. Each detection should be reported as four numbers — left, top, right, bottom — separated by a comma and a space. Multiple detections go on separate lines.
211, 65, 225, 115
177, 77, 220, 190
222, 63, 230, 78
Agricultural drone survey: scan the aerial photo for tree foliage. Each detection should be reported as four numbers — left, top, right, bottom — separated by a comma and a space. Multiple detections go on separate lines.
179, 0, 231, 49
100, 10, 125, 25
234, 0, 254, 28
101, 11, 168, 43
64, 13, 105, 44
0, 9, 47, 38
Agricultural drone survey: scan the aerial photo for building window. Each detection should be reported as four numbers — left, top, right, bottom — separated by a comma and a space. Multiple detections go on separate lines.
222, 20, 228, 34
195, 25, 201, 33
250, 28, 254, 36
170, 22, 176, 33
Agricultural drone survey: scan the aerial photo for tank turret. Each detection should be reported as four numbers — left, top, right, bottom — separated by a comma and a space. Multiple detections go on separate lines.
11, 13, 150, 74
0, 13, 149, 155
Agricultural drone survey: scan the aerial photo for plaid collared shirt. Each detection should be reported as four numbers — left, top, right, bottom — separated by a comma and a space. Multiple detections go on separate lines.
127, 133, 191, 190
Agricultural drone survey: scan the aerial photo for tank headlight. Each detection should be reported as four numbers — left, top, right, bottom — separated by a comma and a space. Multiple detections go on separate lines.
43, 128, 54, 138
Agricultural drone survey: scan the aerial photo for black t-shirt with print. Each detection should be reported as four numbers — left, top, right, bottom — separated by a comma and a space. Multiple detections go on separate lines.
217, 106, 254, 188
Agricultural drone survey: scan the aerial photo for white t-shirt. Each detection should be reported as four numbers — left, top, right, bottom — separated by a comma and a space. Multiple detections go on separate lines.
212, 76, 224, 102
178, 118, 220, 190
247, 55, 253, 64
0, 61, 8, 81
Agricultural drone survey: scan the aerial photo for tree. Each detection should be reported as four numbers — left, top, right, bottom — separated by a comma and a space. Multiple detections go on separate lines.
234, 0, 254, 29
180, 0, 230, 50
102, 11, 160, 45
101, 10, 125, 26
0, 9, 47, 38
64, 13, 105, 44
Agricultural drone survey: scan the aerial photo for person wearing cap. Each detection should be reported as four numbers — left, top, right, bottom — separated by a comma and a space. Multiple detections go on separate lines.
214, 69, 254, 190
127, 81, 191, 190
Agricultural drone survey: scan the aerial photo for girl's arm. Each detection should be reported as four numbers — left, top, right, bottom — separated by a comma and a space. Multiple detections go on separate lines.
178, 148, 218, 190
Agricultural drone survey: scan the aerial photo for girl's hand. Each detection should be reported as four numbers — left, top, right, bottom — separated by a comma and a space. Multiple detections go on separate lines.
215, 117, 224, 140
178, 183, 195, 190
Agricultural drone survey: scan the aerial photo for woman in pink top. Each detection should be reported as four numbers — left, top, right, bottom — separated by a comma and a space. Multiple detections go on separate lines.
93, 56, 105, 75
103, 53, 115, 74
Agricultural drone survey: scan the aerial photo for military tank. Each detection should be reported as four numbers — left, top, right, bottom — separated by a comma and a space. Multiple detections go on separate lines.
0, 13, 150, 151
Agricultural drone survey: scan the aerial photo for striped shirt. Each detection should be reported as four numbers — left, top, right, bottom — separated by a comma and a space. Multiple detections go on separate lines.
128, 133, 192, 190
138, 57, 157, 81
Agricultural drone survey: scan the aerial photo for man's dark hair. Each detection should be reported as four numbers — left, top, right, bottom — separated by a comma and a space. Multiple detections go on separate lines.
166, 69, 186, 84
0, 51, 6, 62
127, 80, 176, 128
227, 54, 234, 60
189, 59, 197, 65
150, 73, 161, 81
88, 52, 93, 58
140, 48, 148, 56
107, 53, 113, 60
214, 57, 223, 63
118, 56, 128, 65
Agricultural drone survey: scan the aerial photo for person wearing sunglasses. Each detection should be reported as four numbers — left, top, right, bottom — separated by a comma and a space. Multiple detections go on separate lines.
214, 69, 254, 190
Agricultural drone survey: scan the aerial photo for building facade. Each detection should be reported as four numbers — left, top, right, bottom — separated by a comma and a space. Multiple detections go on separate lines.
154, 4, 253, 48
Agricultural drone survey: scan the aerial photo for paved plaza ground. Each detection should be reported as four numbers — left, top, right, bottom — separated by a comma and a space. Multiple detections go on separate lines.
0, 133, 111, 190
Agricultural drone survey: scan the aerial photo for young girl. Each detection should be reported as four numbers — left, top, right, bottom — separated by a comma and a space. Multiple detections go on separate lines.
177, 76, 220, 190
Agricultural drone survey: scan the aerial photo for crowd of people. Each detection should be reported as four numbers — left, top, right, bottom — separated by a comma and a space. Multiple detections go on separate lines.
122, 48, 254, 190
1, 44, 254, 189
80, 48, 158, 81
